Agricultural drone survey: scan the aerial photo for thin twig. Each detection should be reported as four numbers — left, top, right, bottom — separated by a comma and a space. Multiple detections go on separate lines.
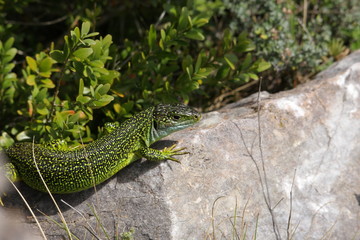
256, 78, 281, 239
5, 15, 68, 26
208, 80, 259, 111
234, 122, 280, 239
297, 18, 314, 44
272, 197, 284, 210
287, 169, 297, 240
154, 0, 170, 27
47, 57, 69, 123
232, 78, 282, 240
302, 0, 308, 27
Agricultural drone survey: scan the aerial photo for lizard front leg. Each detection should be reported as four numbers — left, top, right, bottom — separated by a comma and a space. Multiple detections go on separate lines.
138, 144, 189, 163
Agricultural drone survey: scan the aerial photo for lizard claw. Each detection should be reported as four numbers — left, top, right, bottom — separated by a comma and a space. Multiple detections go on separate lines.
162, 144, 189, 163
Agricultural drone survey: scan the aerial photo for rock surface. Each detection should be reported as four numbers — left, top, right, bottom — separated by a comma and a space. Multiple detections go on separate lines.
2, 51, 360, 239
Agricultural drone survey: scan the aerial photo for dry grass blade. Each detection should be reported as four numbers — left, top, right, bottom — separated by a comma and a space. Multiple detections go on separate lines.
231, 196, 239, 240
5, 176, 47, 240
256, 78, 281, 239
37, 209, 80, 240
232, 78, 282, 240
60, 199, 101, 239
211, 196, 225, 240
31, 137, 73, 240
287, 169, 296, 240
89, 203, 111, 240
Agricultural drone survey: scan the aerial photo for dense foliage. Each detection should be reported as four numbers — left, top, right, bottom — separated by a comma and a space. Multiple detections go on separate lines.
223, 0, 360, 88
0, 0, 358, 147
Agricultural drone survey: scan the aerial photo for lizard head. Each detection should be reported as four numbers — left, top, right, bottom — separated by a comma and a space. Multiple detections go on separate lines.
150, 104, 201, 143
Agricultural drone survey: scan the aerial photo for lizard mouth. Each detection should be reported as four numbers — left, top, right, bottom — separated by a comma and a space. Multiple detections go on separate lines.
153, 121, 158, 130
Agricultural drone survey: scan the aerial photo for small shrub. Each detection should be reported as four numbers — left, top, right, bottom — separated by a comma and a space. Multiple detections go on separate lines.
0, 0, 270, 148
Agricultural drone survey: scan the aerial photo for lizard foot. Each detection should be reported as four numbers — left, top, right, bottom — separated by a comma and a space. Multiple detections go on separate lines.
162, 144, 190, 163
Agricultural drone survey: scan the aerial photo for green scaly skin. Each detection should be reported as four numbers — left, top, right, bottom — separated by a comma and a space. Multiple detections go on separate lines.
2, 104, 200, 194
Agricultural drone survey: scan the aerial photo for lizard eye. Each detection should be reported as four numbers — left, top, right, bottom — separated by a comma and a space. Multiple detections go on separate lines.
172, 115, 181, 121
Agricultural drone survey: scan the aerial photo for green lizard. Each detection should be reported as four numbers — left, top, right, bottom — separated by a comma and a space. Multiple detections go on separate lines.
1, 103, 200, 196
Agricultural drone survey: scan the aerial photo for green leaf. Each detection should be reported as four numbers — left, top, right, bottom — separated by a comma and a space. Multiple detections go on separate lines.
195, 53, 202, 73
182, 55, 193, 71
89, 60, 104, 68
101, 34, 113, 49
26, 56, 38, 72
248, 73, 259, 80
160, 29, 166, 42
73, 61, 85, 74
38, 71, 51, 78
41, 79, 55, 88
184, 29, 205, 41
78, 78, 84, 96
2, 74, 14, 89
72, 27, 81, 40
148, 24, 157, 50
68, 111, 81, 123
55, 111, 65, 129
4, 37, 14, 50
99, 70, 119, 84
50, 50, 66, 63
194, 67, 213, 80
81, 22, 91, 37
85, 32, 100, 38
36, 88, 48, 101
4, 48, 16, 63
97, 83, 111, 95
93, 67, 109, 75
0, 132, 14, 148
236, 32, 256, 52
39, 57, 53, 73
76, 95, 91, 104
216, 65, 230, 79
3, 63, 15, 74
31, 86, 39, 98
26, 75, 36, 86
241, 53, 252, 71
73, 48, 93, 60
89, 95, 114, 109
256, 59, 271, 72
193, 17, 209, 27
224, 56, 236, 70
16, 131, 31, 141
178, 7, 189, 31
37, 106, 49, 115
186, 67, 192, 79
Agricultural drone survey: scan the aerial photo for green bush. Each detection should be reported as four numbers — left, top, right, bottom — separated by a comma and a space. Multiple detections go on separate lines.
0, 0, 270, 148
0, 22, 119, 147
222, 0, 360, 87
2, 0, 358, 148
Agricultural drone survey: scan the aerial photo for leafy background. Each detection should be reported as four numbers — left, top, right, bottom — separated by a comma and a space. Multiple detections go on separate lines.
0, 0, 359, 147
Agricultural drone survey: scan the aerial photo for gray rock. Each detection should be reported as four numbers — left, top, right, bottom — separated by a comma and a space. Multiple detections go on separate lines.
2, 50, 360, 239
